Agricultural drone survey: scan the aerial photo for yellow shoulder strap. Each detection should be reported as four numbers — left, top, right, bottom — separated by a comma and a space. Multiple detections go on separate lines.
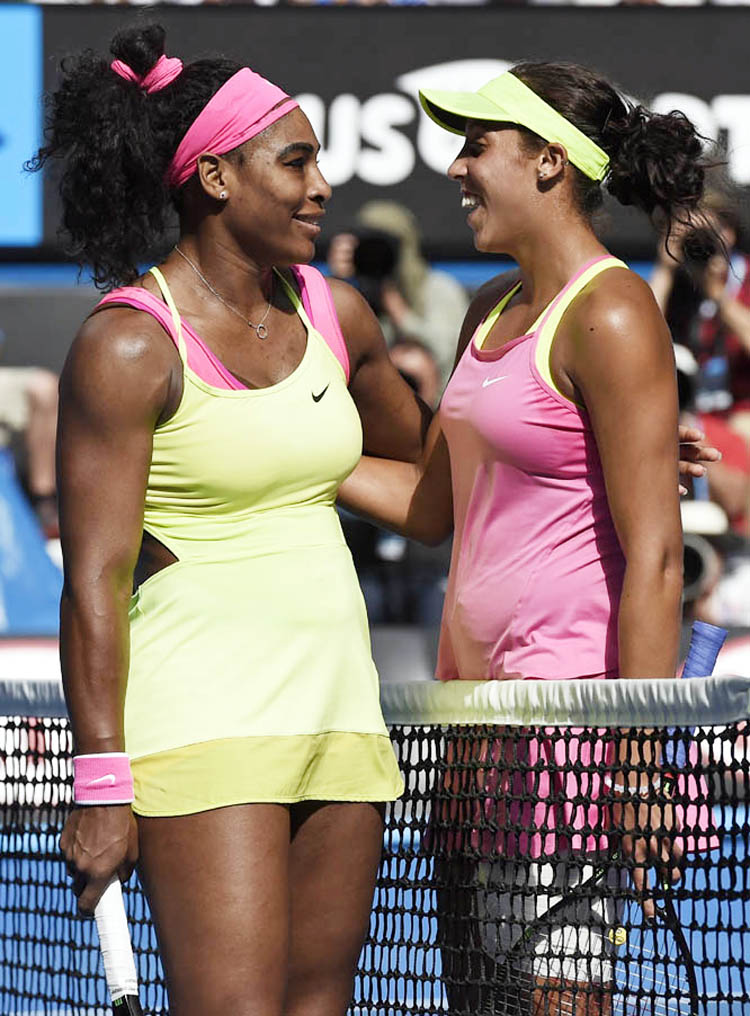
535, 257, 627, 403
474, 282, 522, 351
149, 266, 188, 366
274, 268, 315, 336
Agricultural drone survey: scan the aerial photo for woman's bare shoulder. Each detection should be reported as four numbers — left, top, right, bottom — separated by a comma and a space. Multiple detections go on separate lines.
567, 265, 674, 384
62, 302, 180, 423
573, 266, 670, 350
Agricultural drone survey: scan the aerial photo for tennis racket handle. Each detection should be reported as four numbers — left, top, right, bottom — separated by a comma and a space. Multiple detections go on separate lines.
113, 996, 144, 1015
665, 620, 728, 770
681, 620, 727, 680
94, 879, 142, 1014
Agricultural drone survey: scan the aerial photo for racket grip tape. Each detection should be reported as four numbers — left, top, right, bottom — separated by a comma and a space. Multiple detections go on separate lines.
664, 620, 727, 773
94, 879, 143, 1015
681, 620, 727, 680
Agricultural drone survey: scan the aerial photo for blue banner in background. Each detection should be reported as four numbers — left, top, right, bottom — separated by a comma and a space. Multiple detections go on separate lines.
0, 6, 42, 246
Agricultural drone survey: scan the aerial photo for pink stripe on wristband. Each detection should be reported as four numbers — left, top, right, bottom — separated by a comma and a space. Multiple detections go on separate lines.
73, 753, 135, 806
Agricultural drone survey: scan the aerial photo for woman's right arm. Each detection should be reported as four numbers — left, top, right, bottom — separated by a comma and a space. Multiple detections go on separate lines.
58, 307, 177, 915
337, 272, 517, 545
337, 411, 452, 545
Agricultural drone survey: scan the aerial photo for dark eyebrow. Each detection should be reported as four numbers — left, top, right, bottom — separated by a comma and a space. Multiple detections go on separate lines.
278, 141, 317, 159
465, 123, 487, 142
466, 120, 513, 140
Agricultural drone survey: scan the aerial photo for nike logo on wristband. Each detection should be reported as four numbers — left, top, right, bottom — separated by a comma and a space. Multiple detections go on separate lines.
482, 375, 509, 388
312, 385, 329, 402
86, 773, 118, 787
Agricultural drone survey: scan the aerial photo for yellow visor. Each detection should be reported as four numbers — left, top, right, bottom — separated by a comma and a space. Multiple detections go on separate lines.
419, 71, 610, 183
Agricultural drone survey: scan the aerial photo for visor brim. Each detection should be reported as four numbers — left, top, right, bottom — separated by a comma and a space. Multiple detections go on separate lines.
419, 88, 512, 136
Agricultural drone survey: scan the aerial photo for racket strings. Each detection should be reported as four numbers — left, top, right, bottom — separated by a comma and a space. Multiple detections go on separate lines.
608, 935, 694, 1015
438, 865, 697, 1016
443, 950, 694, 1016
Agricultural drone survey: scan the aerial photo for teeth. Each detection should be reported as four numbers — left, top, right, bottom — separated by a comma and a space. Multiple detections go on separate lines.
461, 195, 479, 209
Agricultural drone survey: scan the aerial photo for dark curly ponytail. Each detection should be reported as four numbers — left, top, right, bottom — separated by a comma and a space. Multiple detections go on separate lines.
510, 61, 710, 231
27, 23, 242, 290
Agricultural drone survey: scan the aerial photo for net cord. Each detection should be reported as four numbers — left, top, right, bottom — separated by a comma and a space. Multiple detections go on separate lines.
382, 674, 750, 728
2, 672, 750, 727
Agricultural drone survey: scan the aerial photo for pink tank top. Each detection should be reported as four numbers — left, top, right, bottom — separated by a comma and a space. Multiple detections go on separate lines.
95, 264, 349, 387
438, 256, 626, 683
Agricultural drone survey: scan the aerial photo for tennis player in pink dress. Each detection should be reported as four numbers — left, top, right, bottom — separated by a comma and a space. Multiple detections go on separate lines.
341, 60, 715, 1015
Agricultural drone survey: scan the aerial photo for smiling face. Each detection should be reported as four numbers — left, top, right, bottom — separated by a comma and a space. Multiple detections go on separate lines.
448, 121, 545, 255
220, 108, 332, 267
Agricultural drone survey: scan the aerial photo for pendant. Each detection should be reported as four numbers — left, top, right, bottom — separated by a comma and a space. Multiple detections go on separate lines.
256, 323, 269, 340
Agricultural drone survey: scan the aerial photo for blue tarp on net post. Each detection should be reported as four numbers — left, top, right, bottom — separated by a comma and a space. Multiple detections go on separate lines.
0, 449, 61, 635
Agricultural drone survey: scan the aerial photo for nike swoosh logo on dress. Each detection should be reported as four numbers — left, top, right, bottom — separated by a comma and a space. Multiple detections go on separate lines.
482, 376, 509, 387
312, 385, 329, 402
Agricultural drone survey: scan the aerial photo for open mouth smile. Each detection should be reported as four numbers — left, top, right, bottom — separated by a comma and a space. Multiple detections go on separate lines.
293, 213, 324, 235
461, 191, 482, 212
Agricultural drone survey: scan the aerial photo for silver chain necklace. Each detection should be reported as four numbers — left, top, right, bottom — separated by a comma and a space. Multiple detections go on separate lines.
173, 245, 273, 340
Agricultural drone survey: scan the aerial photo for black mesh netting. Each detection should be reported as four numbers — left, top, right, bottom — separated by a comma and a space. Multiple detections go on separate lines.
2, 712, 749, 1015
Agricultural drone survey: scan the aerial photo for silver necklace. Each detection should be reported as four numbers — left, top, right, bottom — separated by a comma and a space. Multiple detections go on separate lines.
173, 245, 273, 340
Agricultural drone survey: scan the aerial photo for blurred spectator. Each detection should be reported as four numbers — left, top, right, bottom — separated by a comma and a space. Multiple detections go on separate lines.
681, 500, 729, 608
389, 338, 443, 409
675, 343, 750, 536
340, 339, 450, 626
0, 340, 59, 539
682, 499, 750, 627
676, 343, 750, 627
327, 200, 469, 388
651, 191, 750, 443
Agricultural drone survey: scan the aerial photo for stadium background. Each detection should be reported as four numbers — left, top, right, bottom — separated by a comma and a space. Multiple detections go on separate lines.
1, 2, 750, 657
2, 6, 750, 367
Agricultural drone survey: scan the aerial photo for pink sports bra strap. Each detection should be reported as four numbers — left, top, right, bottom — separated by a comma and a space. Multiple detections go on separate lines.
98, 269, 351, 386
94, 283, 245, 390
292, 265, 350, 382
95, 287, 183, 353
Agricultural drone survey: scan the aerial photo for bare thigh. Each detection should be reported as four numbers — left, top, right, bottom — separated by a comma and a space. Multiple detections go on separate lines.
137, 804, 290, 1016
285, 801, 385, 1016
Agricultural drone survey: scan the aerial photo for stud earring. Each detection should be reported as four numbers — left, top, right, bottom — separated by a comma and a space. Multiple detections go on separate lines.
219, 191, 227, 200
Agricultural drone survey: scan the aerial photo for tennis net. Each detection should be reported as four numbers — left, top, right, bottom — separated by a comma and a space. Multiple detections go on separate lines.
2, 671, 750, 1015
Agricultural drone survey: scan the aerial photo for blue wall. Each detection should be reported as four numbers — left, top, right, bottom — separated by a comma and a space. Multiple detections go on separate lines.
0, 6, 42, 247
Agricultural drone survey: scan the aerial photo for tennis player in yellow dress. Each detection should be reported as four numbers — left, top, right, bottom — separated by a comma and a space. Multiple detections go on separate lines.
40, 23, 425, 1016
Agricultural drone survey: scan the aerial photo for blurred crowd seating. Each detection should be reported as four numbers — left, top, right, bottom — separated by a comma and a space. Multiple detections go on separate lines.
650, 190, 750, 628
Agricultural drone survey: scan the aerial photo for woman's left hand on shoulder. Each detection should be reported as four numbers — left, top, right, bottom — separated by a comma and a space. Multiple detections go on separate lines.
677, 422, 722, 495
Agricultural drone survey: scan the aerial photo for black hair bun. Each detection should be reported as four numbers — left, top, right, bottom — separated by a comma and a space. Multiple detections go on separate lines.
110, 22, 166, 78
603, 104, 705, 217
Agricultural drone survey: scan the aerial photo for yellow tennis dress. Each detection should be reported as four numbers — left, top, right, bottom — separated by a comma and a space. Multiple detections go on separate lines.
116, 268, 403, 816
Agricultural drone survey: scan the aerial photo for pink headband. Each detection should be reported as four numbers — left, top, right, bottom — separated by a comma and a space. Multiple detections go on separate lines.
111, 54, 184, 95
166, 67, 299, 191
